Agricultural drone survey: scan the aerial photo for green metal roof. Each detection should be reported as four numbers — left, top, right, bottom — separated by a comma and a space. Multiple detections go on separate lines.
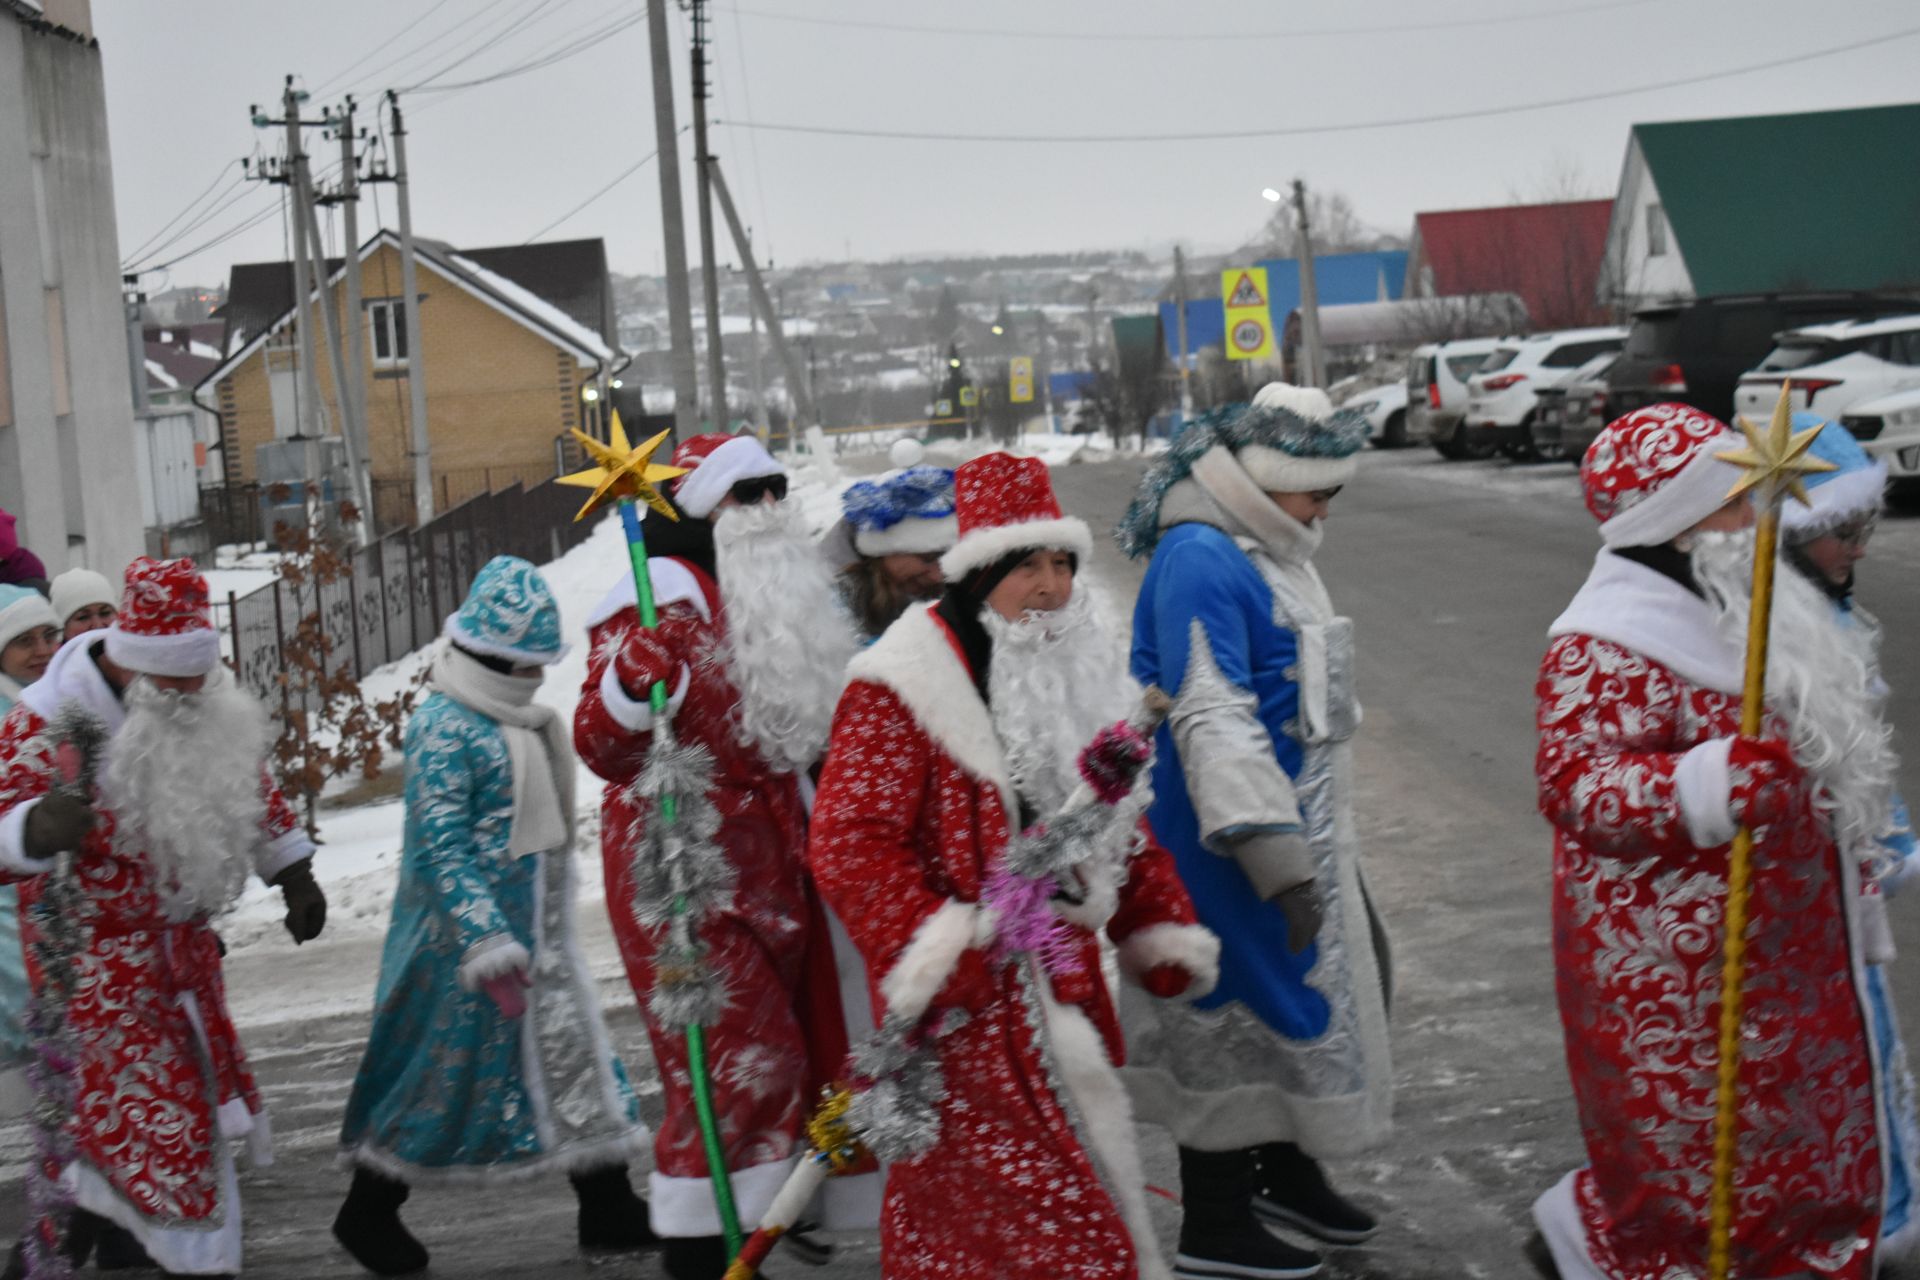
1636, 101, 1920, 297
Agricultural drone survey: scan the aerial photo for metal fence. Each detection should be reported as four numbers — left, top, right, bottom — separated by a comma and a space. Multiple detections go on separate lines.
224, 477, 601, 709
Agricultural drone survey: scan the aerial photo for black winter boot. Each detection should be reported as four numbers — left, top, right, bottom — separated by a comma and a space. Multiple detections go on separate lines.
1175, 1146, 1322, 1279
570, 1164, 660, 1254
332, 1168, 429, 1276
3, 1208, 106, 1278
662, 1233, 731, 1280
1250, 1141, 1378, 1246
95, 1214, 156, 1270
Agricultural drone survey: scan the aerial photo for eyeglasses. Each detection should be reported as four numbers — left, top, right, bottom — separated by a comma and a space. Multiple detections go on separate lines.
1832, 516, 1878, 549
729, 474, 789, 505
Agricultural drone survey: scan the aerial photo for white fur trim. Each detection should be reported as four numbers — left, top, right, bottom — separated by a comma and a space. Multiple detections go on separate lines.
853, 513, 958, 558
1549, 550, 1745, 695
70, 1153, 243, 1276
1116, 922, 1221, 1000
1235, 445, 1356, 495
1531, 1170, 1612, 1280
674, 436, 785, 520
596, 658, 689, 732
1599, 439, 1744, 549
0, 798, 47, 877
878, 898, 991, 1023
254, 829, 314, 885
1053, 876, 1120, 934
586, 557, 711, 630
649, 1153, 796, 1236
849, 606, 1015, 816
0, 591, 55, 651
1783, 458, 1889, 537
1251, 382, 1334, 421
22, 631, 124, 729
939, 516, 1093, 583
104, 623, 222, 678
441, 613, 569, 667
457, 934, 531, 992
343, 1128, 652, 1189
1675, 736, 1738, 849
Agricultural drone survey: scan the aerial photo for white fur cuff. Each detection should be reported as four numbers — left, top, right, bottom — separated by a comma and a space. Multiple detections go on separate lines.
0, 799, 46, 878
939, 516, 1092, 583
1675, 736, 1738, 849
458, 935, 531, 992
878, 898, 994, 1023
1118, 922, 1221, 999
254, 828, 315, 885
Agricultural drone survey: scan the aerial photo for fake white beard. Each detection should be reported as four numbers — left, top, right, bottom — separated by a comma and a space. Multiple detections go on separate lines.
1690, 529, 1898, 860
100, 667, 271, 922
712, 499, 862, 774
982, 587, 1142, 819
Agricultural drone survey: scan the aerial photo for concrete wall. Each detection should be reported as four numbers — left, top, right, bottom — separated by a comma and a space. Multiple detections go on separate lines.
0, 11, 146, 577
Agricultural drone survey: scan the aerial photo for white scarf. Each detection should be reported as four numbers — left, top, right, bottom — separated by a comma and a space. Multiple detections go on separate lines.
1186, 444, 1336, 622
429, 645, 575, 860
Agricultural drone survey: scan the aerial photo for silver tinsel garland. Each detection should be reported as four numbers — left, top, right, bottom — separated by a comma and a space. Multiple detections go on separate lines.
843, 1011, 963, 1162
626, 724, 735, 1029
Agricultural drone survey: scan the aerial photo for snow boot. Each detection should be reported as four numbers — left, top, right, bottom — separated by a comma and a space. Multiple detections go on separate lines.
1251, 1141, 1378, 1246
1174, 1146, 1323, 1279
2, 1208, 106, 1278
570, 1164, 660, 1254
332, 1168, 429, 1276
95, 1218, 157, 1269
662, 1233, 731, 1280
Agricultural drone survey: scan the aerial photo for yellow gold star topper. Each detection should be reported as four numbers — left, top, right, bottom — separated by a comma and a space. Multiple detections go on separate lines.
1718, 379, 1837, 508
557, 411, 687, 523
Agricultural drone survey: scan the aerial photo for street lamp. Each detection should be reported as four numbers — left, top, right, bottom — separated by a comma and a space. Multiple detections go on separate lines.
1261, 187, 1283, 203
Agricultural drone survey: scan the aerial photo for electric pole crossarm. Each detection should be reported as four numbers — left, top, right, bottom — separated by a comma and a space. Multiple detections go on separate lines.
709, 161, 814, 428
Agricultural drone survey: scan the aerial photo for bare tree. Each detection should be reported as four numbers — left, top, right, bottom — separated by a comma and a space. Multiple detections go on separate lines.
1240, 188, 1400, 261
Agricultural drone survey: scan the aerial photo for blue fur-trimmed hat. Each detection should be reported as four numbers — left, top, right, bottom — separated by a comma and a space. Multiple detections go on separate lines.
445, 555, 568, 666
1781, 412, 1887, 541
841, 465, 959, 557
1116, 383, 1369, 558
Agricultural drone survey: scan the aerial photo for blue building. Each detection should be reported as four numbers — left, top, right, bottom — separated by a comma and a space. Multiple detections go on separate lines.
1158, 250, 1408, 362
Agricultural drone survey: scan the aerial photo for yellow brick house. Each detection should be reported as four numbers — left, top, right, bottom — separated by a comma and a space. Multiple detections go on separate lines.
196, 232, 624, 529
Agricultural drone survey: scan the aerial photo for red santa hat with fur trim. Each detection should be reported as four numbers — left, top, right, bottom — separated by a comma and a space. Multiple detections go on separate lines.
669, 432, 786, 519
105, 557, 223, 677
1581, 403, 1743, 548
940, 452, 1092, 582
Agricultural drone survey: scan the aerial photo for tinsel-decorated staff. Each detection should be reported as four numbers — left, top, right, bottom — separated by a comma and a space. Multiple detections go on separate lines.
558, 413, 747, 1256
1704, 382, 1835, 1280
22, 704, 107, 1280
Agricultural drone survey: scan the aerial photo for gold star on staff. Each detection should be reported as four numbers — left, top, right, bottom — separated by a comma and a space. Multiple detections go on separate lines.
1718, 380, 1837, 508
557, 411, 687, 523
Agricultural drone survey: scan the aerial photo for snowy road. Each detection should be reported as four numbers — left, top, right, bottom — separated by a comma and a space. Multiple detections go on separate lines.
6, 445, 1920, 1277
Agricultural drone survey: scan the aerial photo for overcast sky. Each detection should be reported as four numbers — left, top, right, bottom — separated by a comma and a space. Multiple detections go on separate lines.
96, 0, 1918, 291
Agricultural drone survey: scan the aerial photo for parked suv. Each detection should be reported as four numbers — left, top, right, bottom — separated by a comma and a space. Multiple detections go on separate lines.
1841, 387, 1920, 484
1607, 293, 1920, 421
1463, 328, 1626, 457
1407, 338, 1502, 459
1530, 352, 1619, 462
1732, 314, 1920, 426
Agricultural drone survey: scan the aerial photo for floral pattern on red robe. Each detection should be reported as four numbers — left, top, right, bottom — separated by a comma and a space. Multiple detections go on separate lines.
1537, 631, 1881, 1278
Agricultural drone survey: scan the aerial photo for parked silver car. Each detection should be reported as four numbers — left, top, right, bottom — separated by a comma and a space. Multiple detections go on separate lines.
1406, 338, 1502, 460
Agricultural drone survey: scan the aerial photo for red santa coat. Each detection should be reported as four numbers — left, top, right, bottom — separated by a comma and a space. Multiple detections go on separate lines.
1532, 552, 1882, 1279
574, 557, 856, 1235
0, 635, 312, 1275
809, 603, 1217, 1280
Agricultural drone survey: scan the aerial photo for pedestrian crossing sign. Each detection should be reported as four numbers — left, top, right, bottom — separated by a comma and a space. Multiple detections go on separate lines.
1221, 265, 1275, 361
1009, 356, 1035, 404
959, 385, 978, 407
935, 398, 954, 417
1224, 270, 1266, 309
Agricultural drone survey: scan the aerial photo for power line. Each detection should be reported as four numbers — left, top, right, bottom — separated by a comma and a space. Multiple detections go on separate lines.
522, 135, 676, 244
395, 0, 578, 93
138, 160, 345, 277
331, 0, 520, 100
310, 0, 458, 95
719, 0, 1664, 42
406, 7, 648, 96
720, 25, 1920, 144
121, 159, 245, 268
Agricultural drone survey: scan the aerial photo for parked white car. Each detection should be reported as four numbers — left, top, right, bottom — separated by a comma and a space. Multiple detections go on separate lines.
1734, 314, 1920, 426
1407, 338, 1503, 460
1840, 386, 1920, 481
1463, 327, 1627, 458
1341, 381, 1410, 448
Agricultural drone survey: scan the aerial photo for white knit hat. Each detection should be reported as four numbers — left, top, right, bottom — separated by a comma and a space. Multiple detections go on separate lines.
0, 586, 56, 653
50, 568, 115, 628
1236, 382, 1358, 493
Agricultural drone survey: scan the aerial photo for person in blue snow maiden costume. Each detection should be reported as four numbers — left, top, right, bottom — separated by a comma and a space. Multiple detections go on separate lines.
1779, 415, 1920, 1261
1117, 383, 1393, 1280
334, 556, 654, 1276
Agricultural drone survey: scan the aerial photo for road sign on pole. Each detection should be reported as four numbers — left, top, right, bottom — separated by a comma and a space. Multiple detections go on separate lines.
1009, 356, 1035, 403
959, 385, 979, 407
1221, 265, 1275, 361
934, 398, 954, 417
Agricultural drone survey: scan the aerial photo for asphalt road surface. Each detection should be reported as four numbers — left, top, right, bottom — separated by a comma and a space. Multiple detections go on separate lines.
6, 444, 1920, 1278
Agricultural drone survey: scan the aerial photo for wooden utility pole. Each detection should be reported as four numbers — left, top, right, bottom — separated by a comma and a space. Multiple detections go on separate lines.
689, 0, 728, 431
710, 160, 814, 427
386, 91, 435, 524
1291, 179, 1326, 389
646, 0, 699, 437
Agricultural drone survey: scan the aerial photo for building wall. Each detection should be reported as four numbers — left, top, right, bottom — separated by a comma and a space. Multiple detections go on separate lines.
1603, 141, 1695, 309
0, 11, 146, 576
213, 242, 593, 524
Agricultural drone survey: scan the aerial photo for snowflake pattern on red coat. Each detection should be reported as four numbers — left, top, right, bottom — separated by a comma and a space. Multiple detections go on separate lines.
810, 677, 1199, 1279
0, 702, 301, 1227
1537, 634, 1881, 1278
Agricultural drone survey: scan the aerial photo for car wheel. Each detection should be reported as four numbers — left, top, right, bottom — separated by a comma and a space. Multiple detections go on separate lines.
1382, 410, 1408, 448
1457, 422, 1497, 461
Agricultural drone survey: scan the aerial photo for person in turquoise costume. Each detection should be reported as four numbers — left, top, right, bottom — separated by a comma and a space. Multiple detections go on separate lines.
1116, 384, 1393, 1280
334, 555, 654, 1276
1779, 414, 1920, 1261
0, 584, 57, 1094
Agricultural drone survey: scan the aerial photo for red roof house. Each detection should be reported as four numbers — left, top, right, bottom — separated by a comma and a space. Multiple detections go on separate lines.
1405, 199, 1614, 331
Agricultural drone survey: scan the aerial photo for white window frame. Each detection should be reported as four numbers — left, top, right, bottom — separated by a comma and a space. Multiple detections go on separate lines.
367, 299, 409, 367
1645, 202, 1668, 258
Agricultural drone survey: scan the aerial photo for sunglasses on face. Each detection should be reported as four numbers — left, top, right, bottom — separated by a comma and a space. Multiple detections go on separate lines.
729, 474, 789, 505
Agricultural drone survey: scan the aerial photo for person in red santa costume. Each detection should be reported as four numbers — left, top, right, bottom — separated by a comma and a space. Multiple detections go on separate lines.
1529, 404, 1887, 1278
573, 433, 871, 1280
0, 557, 324, 1279
808, 451, 1220, 1280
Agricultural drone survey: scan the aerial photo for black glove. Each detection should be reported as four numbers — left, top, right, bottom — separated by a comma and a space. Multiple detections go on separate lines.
22, 792, 96, 861
1276, 882, 1324, 956
273, 860, 327, 944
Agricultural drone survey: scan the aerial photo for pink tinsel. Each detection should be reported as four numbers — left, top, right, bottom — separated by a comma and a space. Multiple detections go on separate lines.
1077, 721, 1151, 806
982, 864, 1083, 978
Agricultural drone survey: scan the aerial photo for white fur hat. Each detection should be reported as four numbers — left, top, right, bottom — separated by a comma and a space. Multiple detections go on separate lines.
0, 586, 55, 653
1238, 382, 1356, 493
51, 568, 115, 628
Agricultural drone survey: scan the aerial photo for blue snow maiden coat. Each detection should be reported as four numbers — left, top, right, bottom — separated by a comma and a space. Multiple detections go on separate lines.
1114, 401, 1392, 1159
339, 556, 646, 1183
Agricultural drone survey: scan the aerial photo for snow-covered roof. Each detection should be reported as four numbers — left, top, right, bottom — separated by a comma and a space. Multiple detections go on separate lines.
443, 250, 613, 364
145, 359, 179, 391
